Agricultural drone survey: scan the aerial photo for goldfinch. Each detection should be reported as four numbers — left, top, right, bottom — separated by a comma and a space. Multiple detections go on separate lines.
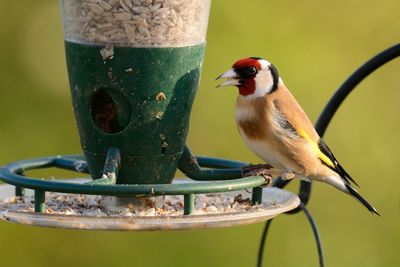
216, 57, 378, 215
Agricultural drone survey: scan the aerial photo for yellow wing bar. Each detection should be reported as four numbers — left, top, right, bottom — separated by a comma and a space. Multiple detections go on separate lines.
297, 128, 335, 169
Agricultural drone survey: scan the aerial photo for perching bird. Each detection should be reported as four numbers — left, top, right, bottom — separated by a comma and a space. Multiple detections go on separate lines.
216, 57, 379, 215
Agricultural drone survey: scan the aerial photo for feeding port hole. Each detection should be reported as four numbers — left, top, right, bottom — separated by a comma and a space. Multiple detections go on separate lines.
91, 89, 131, 134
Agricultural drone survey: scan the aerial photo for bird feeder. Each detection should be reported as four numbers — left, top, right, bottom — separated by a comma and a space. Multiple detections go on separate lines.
62, 0, 211, 184
0, 0, 299, 230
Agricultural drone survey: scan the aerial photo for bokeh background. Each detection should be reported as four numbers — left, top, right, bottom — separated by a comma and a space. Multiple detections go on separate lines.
0, 0, 399, 266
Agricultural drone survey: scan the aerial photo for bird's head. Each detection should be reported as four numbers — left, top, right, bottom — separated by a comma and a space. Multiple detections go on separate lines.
216, 57, 280, 97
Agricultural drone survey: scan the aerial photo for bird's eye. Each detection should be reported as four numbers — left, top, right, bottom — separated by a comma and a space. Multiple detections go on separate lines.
235, 66, 258, 78
246, 66, 257, 76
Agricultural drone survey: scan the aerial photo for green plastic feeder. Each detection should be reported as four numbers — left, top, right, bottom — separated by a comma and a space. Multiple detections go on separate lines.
0, 0, 300, 225
60, 0, 210, 184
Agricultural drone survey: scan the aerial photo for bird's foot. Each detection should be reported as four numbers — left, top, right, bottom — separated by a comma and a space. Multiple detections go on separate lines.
260, 172, 274, 186
281, 170, 295, 180
241, 163, 274, 177
241, 164, 276, 186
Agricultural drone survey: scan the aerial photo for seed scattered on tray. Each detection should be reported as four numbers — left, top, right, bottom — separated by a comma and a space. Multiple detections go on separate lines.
0, 192, 265, 217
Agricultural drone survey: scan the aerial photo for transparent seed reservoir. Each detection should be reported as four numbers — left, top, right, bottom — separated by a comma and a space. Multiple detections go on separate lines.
60, 0, 211, 184
61, 0, 210, 46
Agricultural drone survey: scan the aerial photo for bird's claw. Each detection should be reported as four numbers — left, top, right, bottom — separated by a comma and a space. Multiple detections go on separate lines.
241, 164, 275, 186
259, 172, 273, 186
281, 170, 295, 180
241, 164, 273, 177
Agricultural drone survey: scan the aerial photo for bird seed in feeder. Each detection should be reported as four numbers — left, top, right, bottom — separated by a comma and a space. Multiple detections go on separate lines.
61, 0, 211, 46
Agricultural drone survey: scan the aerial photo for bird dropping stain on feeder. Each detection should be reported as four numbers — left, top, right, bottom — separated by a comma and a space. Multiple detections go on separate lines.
161, 141, 168, 154
100, 44, 114, 60
155, 111, 164, 120
155, 92, 167, 101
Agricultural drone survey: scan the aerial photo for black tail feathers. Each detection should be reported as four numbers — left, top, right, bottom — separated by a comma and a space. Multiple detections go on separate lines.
345, 183, 380, 216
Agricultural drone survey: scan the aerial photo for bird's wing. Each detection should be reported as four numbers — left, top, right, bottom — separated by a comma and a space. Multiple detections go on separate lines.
316, 137, 359, 187
271, 84, 359, 187
271, 83, 320, 141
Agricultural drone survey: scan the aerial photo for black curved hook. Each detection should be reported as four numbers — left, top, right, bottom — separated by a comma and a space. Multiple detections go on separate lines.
257, 202, 324, 267
315, 43, 400, 136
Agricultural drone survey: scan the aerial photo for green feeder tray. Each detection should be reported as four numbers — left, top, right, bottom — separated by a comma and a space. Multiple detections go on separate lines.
0, 147, 299, 230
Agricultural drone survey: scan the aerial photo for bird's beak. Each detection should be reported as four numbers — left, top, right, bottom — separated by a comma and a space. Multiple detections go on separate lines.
215, 68, 240, 88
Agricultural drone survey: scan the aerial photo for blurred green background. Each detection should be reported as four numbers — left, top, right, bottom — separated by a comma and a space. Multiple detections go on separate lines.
0, 0, 399, 266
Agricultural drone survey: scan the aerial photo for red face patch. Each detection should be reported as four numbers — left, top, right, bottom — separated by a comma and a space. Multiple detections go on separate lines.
238, 78, 256, 96
233, 58, 261, 96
